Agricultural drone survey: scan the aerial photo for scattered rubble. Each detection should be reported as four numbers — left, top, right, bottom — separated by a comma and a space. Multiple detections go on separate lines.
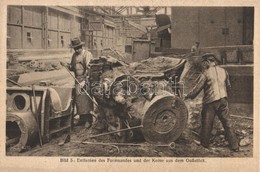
239, 137, 251, 147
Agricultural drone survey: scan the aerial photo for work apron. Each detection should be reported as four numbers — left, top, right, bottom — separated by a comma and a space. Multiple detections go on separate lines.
75, 83, 93, 115
72, 52, 93, 115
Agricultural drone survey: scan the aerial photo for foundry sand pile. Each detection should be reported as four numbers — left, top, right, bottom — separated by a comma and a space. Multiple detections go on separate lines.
129, 56, 185, 73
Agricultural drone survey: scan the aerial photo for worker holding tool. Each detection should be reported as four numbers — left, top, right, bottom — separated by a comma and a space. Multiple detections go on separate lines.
60, 37, 94, 129
184, 53, 239, 152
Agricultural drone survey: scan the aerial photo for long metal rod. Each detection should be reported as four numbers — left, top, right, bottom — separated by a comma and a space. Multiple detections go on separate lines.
62, 64, 98, 106
7, 78, 23, 87
230, 115, 253, 120
72, 141, 146, 146
32, 85, 43, 147
85, 125, 143, 140
71, 140, 175, 149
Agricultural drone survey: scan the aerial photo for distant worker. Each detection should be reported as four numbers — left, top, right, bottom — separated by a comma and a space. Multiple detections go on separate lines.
61, 37, 94, 129
184, 53, 239, 152
191, 41, 200, 55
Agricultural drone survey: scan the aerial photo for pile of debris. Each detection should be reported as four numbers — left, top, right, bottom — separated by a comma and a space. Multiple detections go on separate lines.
6, 53, 254, 157
87, 55, 189, 144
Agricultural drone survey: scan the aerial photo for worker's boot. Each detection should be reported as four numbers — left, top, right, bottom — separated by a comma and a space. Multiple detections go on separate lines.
84, 114, 93, 129
92, 119, 106, 130
75, 115, 88, 126
91, 115, 106, 134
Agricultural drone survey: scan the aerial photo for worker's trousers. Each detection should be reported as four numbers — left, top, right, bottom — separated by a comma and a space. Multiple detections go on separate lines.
200, 98, 239, 150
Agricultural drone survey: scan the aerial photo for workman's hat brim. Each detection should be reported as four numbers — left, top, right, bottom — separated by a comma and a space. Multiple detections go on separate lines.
70, 37, 85, 48
201, 53, 218, 62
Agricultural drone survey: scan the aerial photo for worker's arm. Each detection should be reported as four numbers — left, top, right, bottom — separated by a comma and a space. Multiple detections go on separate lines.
225, 70, 232, 93
84, 51, 93, 88
60, 54, 74, 71
191, 45, 195, 53
68, 54, 76, 71
185, 74, 206, 99
85, 51, 93, 69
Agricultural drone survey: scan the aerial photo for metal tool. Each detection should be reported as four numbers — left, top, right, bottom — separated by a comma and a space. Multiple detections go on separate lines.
84, 125, 143, 141
230, 115, 253, 120
71, 140, 176, 150
7, 78, 23, 87
62, 63, 98, 106
59, 125, 143, 146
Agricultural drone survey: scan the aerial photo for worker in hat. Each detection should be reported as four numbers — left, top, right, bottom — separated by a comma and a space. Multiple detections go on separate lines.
191, 41, 200, 55
61, 37, 94, 129
184, 53, 239, 152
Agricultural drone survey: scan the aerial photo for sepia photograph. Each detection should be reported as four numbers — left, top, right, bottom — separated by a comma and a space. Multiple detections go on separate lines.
1, 2, 259, 172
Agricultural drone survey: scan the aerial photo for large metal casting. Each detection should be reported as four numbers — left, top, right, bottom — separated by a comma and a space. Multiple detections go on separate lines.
88, 56, 188, 144
6, 86, 74, 152
142, 94, 188, 144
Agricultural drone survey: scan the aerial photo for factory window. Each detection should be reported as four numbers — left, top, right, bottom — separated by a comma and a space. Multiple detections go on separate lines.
27, 32, 32, 42
47, 34, 51, 47
48, 9, 73, 49
7, 6, 83, 50
61, 36, 64, 47
222, 28, 229, 35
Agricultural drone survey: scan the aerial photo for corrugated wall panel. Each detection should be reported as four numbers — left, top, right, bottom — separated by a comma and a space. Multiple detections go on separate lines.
23, 7, 33, 26
48, 10, 58, 30
59, 32, 70, 48
7, 25, 22, 49
8, 6, 22, 25
7, 6, 85, 50
59, 13, 71, 32
23, 6, 43, 27
71, 17, 81, 38
23, 28, 42, 49
48, 31, 58, 48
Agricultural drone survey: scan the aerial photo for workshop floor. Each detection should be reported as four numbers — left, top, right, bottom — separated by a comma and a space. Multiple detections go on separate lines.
6, 102, 253, 157
6, 55, 254, 157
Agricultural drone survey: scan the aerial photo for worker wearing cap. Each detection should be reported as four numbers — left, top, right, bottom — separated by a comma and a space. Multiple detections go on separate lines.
61, 37, 93, 128
184, 53, 239, 152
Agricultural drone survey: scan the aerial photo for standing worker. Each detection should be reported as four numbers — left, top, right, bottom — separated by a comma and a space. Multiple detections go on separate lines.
184, 53, 239, 152
191, 41, 200, 55
61, 37, 94, 129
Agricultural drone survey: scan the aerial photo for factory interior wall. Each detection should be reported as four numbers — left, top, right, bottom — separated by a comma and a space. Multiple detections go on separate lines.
7, 6, 83, 51
171, 7, 253, 49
